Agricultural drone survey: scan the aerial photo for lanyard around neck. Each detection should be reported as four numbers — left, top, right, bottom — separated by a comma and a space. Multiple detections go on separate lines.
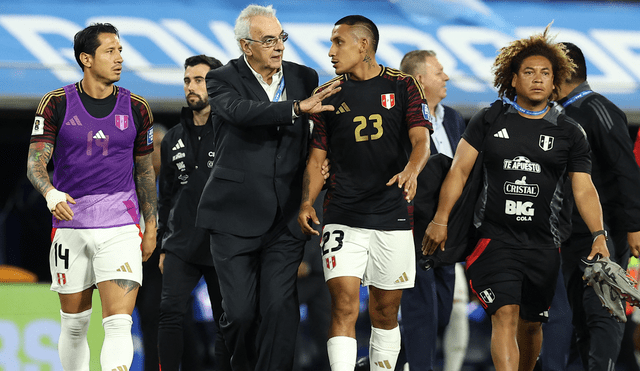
561, 90, 593, 108
273, 76, 285, 102
502, 96, 548, 116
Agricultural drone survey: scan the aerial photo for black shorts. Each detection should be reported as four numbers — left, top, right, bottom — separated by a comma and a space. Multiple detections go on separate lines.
465, 238, 560, 323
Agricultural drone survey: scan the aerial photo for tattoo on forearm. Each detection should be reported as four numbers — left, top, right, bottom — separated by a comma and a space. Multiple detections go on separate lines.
302, 169, 311, 204
134, 154, 157, 226
27, 142, 54, 196
112, 279, 140, 295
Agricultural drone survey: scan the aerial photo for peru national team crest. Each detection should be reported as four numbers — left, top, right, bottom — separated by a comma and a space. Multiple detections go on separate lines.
479, 288, 495, 304
115, 115, 129, 131
381, 93, 395, 110
326, 256, 336, 270
539, 135, 554, 151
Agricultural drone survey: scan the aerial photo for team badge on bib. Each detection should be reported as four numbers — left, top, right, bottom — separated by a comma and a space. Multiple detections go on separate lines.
539, 135, 554, 151
381, 93, 395, 110
115, 115, 129, 131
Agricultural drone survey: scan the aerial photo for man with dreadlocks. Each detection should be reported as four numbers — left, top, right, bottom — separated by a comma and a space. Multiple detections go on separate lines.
423, 26, 610, 371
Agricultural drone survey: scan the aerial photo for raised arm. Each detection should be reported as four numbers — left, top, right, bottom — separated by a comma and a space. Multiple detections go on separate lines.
134, 153, 157, 262
298, 147, 328, 236
386, 126, 430, 202
569, 171, 609, 259
207, 70, 340, 128
27, 142, 76, 221
422, 139, 479, 255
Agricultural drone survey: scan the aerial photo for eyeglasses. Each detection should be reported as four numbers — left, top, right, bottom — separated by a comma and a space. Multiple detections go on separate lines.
244, 32, 288, 48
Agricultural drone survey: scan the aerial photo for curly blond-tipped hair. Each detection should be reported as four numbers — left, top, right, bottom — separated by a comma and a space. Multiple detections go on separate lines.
493, 23, 576, 100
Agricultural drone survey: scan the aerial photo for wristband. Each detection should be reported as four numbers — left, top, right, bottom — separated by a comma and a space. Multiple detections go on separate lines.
592, 229, 608, 242
45, 189, 67, 212
430, 220, 447, 227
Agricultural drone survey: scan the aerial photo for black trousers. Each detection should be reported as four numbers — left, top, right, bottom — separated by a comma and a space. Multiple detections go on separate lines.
561, 229, 628, 371
136, 247, 163, 371
158, 251, 228, 371
210, 216, 305, 371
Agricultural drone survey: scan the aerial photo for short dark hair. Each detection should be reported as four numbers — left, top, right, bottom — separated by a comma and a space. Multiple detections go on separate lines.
74, 23, 119, 71
560, 42, 587, 83
184, 55, 223, 70
335, 15, 379, 52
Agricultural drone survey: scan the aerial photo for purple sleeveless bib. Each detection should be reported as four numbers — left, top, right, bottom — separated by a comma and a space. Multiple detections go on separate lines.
52, 84, 139, 228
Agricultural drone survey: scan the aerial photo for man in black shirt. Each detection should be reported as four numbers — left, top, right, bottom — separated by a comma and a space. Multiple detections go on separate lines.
157, 55, 230, 371
554, 42, 640, 371
423, 27, 610, 371
299, 15, 431, 371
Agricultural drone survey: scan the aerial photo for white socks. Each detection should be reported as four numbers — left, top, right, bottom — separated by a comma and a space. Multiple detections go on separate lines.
369, 325, 401, 370
59, 309, 92, 371
100, 314, 133, 371
327, 336, 357, 371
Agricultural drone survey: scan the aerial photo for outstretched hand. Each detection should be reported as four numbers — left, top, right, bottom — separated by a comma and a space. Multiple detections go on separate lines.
300, 81, 342, 114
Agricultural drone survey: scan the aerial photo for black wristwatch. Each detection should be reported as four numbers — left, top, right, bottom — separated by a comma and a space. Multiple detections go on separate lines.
293, 100, 301, 116
592, 229, 608, 242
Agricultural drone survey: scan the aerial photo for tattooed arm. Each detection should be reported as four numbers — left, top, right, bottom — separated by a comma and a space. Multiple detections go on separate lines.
27, 142, 76, 221
134, 153, 157, 262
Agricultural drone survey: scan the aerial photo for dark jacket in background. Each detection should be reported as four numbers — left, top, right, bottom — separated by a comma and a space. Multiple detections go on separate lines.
158, 107, 215, 265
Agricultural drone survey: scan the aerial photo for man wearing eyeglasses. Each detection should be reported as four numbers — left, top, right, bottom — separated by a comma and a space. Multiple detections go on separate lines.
196, 4, 339, 371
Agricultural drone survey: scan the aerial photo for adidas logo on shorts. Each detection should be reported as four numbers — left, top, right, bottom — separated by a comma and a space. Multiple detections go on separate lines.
374, 360, 392, 369
116, 262, 132, 273
394, 272, 409, 283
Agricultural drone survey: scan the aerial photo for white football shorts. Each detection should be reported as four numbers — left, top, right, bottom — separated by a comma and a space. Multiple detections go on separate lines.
49, 224, 143, 294
321, 223, 415, 290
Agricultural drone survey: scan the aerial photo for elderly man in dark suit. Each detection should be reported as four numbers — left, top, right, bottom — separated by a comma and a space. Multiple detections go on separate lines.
398, 50, 467, 371
196, 4, 339, 371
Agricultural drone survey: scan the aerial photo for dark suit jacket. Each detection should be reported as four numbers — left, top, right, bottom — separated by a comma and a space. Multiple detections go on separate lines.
196, 57, 318, 240
415, 104, 467, 245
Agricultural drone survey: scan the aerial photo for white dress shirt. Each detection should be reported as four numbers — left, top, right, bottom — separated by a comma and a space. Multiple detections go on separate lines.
430, 103, 454, 158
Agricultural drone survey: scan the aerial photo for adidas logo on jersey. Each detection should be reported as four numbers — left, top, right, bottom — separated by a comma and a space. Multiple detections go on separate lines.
93, 130, 107, 139
64, 115, 82, 126
116, 262, 133, 273
335, 102, 351, 114
111, 364, 129, 371
172, 139, 185, 150
494, 128, 509, 139
394, 272, 409, 283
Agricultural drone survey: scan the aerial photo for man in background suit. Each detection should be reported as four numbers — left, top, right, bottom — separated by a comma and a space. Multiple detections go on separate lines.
399, 50, 468, 371
196, 5, 339, 371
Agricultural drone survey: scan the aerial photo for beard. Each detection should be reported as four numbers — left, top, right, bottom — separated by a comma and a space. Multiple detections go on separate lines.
186, 95, 208, 111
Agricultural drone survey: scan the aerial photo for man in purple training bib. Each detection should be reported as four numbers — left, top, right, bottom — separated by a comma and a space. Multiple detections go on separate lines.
26, 23, 156, 371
